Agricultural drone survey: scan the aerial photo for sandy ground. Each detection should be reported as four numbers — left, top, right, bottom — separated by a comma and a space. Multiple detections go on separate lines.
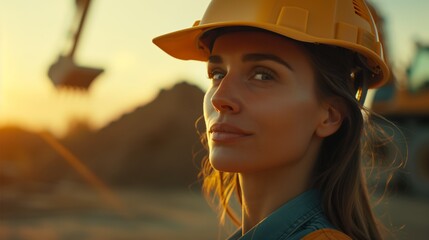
0, 186, 428, 240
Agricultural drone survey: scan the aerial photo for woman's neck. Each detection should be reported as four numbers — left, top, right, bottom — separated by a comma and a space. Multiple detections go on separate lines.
238, 160, 314, 234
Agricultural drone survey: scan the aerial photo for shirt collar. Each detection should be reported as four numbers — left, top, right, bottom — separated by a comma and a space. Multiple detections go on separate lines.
227, 189, 323, 240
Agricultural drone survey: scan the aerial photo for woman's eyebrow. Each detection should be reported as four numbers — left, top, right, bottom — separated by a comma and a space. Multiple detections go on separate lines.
242, 53, 294, 71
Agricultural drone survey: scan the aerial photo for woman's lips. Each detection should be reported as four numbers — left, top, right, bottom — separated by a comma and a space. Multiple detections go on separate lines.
209, 123, 252, 142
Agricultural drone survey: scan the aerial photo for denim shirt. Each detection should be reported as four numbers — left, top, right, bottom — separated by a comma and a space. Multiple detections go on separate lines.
227, 190, 337, 240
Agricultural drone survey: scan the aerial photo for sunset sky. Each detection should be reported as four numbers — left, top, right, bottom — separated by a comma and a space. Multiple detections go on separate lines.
1, 0, 428, 136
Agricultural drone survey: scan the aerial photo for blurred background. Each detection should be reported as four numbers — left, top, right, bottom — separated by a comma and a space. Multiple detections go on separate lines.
0, 0, 428, 239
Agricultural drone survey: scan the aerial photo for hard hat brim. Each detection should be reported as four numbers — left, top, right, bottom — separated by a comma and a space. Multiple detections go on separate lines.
153, 22, 389, 88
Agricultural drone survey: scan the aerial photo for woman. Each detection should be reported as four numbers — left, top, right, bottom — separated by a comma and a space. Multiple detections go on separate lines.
153, 0, 390, 239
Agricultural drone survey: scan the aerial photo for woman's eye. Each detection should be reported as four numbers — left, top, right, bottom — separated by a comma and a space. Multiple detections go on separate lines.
208, 71, 226, 81
252, 69, 275, 81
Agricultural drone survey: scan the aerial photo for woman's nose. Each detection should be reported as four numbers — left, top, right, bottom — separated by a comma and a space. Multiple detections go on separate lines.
210, 78, 240, 114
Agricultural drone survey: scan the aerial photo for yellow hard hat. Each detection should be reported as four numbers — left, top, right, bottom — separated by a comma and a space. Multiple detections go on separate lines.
153, 0, 389, 88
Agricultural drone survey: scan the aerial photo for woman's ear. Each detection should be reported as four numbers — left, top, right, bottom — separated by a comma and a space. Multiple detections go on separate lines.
316, 98, 345, 138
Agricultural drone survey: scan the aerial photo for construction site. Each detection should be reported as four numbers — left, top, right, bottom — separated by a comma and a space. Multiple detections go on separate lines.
0, 0, 428, 239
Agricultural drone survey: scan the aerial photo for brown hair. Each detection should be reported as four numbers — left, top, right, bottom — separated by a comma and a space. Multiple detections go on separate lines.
197, 27, 395, 240
304, 43, 383, 239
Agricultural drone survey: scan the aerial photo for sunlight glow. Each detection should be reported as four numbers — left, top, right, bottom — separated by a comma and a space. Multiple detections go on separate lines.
0, 0, 428, 135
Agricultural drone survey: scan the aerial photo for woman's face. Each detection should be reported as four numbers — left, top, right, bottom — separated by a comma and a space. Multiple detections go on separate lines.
204, 31, 326, 173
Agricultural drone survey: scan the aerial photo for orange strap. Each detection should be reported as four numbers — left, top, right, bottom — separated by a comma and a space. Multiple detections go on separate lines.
302, 229, 352, 240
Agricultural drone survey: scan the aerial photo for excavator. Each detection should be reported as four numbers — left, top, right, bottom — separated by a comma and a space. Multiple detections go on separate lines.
369, 4, 429, 196
48, 0, 103, 89
372, 42, 429, 196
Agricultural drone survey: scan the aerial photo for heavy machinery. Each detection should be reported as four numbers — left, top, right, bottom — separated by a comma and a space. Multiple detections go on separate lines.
372, 42, 429, 196
365, 2, 429, 196
48, 0, 103, 89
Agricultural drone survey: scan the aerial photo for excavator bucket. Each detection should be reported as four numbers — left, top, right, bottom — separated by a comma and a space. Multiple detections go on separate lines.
48, 56, 104, 89
48, 0, 103, 90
